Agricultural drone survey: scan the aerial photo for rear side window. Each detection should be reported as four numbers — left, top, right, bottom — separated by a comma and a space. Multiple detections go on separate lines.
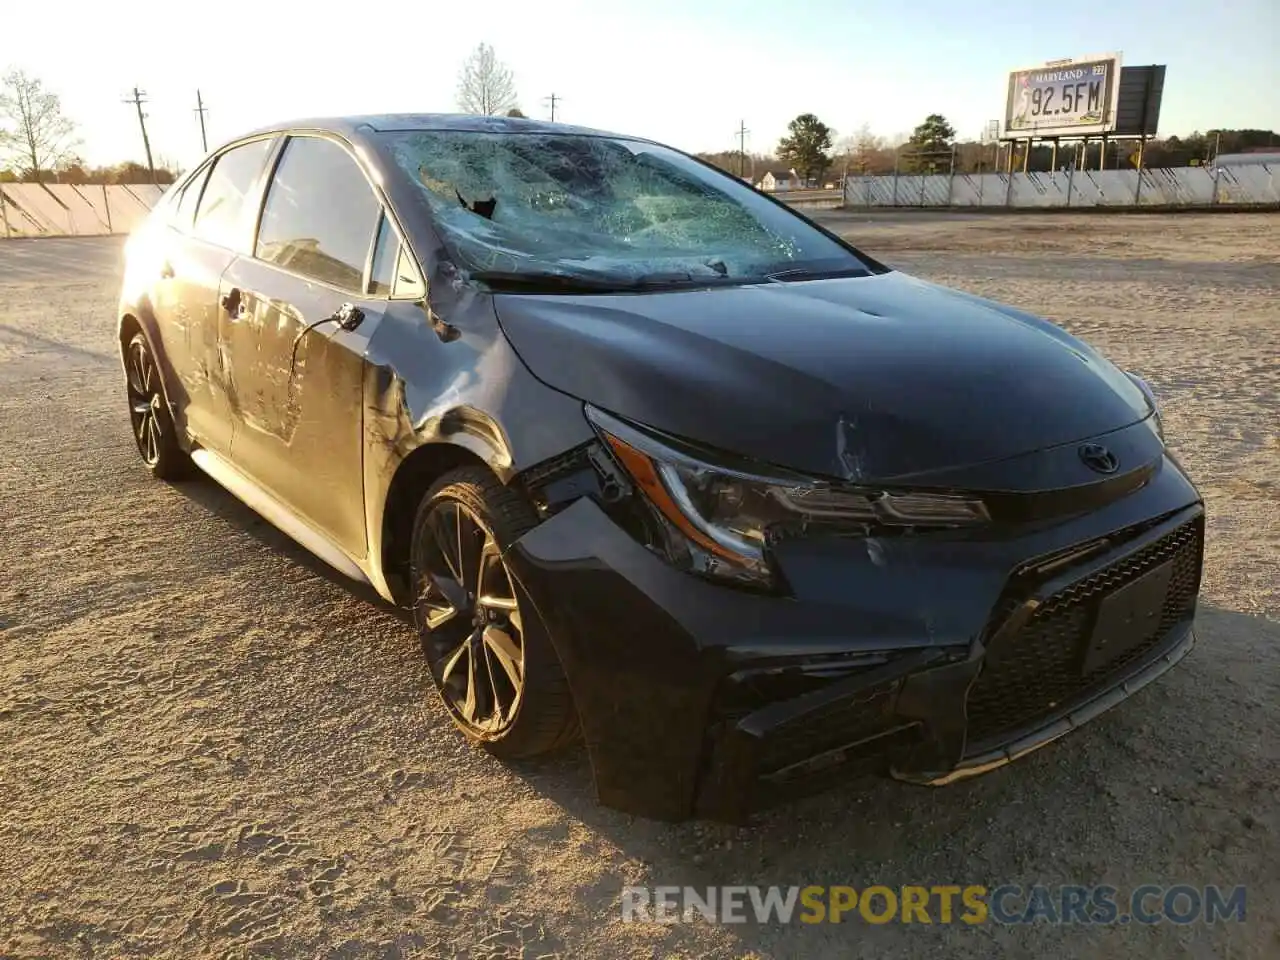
192, 139, 274, 249
255, 136, 381, 291
173, 163, 211, 228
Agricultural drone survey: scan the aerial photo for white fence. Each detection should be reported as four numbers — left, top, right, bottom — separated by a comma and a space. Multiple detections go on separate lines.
3, 168, 1275, 236
843, 164, 1279, 210
0, 183, 166, 238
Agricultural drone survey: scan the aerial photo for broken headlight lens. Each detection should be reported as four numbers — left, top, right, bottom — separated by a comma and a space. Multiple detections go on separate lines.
587, 406, 989, 587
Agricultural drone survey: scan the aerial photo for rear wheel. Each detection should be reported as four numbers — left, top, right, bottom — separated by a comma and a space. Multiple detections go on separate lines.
409, 466, 577, 758
124, 331, 190, 480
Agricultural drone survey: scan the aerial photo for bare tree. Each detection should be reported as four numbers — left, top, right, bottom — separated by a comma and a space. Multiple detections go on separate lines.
0, 70, 79, 180
852, 123, 885, 156
456, 43, 518, 116
847, 123, 888, 173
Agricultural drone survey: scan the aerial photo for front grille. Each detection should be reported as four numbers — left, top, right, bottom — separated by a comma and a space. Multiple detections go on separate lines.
966, 516, 1203, 744
756, 686, 900, 777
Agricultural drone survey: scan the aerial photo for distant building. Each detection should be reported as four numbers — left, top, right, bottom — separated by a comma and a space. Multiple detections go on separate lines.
757, 168, 799, 192
1212, 151, 1280, 170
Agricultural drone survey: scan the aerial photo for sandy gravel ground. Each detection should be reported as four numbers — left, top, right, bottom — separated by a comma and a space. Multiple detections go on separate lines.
1, 213, 1277, 959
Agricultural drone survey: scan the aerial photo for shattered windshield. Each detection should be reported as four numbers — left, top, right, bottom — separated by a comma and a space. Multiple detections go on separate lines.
381, 130, 868, 285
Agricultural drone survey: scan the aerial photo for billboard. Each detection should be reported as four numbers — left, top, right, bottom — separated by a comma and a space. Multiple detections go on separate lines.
1113, 65, 1166, 137
1003, 54, 1122, 139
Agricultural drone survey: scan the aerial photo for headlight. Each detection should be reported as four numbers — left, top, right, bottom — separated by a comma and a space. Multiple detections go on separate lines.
1125, 371, 1163, 440
586, 406, 989, 587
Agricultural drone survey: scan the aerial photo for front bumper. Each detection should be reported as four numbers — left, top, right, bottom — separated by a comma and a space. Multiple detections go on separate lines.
505, 452, 1204, 822
898, 623, 1194, 787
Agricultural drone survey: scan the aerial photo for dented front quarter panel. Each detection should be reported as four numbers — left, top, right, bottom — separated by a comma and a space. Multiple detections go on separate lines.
360, 265, 593, 601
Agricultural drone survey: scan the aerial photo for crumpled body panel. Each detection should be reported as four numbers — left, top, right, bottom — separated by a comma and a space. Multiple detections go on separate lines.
505, 451, 1202, 821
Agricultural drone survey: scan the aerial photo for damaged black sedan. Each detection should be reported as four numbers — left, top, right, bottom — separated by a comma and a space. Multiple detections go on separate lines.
117, 114, 1203, 821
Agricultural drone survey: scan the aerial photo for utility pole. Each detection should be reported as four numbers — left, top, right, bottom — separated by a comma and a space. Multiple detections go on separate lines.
736, 120, 749, 178
194, 89, 209, 153
124, 87, 157, 184
543, 93, 560, 122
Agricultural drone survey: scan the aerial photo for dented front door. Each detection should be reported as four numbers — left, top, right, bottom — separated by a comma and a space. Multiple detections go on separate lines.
218, 256, 379, 559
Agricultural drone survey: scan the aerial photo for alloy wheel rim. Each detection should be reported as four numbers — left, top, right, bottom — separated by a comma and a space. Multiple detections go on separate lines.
125, 340, 163, 466
414, 500, 525, 737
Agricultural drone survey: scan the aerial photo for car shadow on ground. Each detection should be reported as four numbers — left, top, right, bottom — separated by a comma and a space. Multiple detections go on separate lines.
167, 470, 410, 623
0, 322, 117, 364
513, 602, 1275, 954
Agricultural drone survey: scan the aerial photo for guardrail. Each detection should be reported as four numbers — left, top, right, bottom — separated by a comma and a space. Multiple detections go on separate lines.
842, 165, 1279, 210
0, 183, 166, 238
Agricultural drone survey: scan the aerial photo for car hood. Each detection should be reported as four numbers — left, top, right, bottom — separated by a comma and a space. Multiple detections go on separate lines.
493, 270, 1151, 483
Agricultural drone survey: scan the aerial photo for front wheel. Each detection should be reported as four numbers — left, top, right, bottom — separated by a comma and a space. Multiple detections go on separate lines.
123, 331, 190, 480
409, 466, 577, 759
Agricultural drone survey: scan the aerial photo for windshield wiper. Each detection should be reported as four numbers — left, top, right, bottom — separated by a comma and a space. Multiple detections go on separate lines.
764, 266, 871, 283
470, 269, 750, 294
469, 270, 635, 293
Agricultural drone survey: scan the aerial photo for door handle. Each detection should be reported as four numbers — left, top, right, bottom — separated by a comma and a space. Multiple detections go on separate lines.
220, 287, 243, 317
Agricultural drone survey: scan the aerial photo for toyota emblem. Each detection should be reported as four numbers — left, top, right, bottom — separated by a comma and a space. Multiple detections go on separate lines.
1079, 443, 1120, 474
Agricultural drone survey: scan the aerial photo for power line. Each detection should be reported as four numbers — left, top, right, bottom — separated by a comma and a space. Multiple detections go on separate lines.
543, 93, 561, 122
736, 120, 749, 178
194, 90, 209, 154
123, 87, 156, 185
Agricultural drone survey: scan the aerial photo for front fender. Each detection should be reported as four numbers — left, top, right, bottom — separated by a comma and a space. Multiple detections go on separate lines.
360, 296, 593, 603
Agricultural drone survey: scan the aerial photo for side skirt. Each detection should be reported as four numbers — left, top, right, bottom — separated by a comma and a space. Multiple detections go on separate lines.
190, 447, 372, 587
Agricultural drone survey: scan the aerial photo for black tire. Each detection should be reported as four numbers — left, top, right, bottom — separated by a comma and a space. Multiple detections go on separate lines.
123, 331, 191, 480
409, 465, 577, 759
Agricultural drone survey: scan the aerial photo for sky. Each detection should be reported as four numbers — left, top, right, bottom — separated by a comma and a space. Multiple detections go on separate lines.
2, 0, 1276, 169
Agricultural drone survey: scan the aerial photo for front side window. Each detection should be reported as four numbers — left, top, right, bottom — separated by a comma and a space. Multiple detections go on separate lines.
392, 247, 425, 300
192, 139, 274, 249
369, 214, 397, 296
256, 136, 381, 291
369, 213, 425, 299
381, 130, 870, 286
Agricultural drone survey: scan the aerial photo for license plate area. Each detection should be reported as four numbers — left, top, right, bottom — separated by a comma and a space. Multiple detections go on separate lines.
1081, 560, 1174, 674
